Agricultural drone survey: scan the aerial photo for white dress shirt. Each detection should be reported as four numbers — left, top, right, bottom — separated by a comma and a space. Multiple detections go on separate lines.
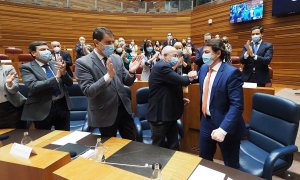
202, 61, 227, 135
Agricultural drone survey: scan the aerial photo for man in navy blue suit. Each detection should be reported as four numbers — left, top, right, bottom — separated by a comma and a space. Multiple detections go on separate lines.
148, 46, 198, 150
195, 33, 211, 70
240, 26, 273, 87
51, 41, 73, 77
198, 39, 245, 169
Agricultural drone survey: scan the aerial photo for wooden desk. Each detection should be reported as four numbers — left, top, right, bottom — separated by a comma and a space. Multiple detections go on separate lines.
0, 130, 260, 180
0, 143, 71, 180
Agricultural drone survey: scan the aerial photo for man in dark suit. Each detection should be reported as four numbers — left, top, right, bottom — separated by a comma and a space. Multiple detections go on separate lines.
75, 27, 142, 140
20, 41, 73, 130
195, 33, 211, 70
240, 26, 273, 87
51, 41, 73, 77
163, 33, 176, 48
75, 36, 87, 60
198, 39, 245, 169
147, 46, 198, 150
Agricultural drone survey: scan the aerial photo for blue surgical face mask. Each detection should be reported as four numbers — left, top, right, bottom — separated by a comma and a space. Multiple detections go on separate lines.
103, 44, 115, 57
39, 50, 52, 62
202, 53, 213, 66
170, 56, 179, 67
146, 47, 153, 52
168, 35, 173, 40
252, 34, 261, 43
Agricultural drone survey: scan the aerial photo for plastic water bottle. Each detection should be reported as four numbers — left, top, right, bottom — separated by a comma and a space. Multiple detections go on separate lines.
151, 163, 162, 180
21, 132, 32, 146
93, 138, 106, 162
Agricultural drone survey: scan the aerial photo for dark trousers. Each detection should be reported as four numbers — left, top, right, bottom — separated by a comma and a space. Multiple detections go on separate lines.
92, 103, 136, 141
149, 121, 179, 150
34, 97, 70, 130
248, 72, 266, 87
0, 101, 25, 129
200, 117, 240, 169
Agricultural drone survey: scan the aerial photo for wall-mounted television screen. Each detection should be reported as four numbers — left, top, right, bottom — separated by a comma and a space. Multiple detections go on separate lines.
272, 0, 300, 17
230, 0, 264, 24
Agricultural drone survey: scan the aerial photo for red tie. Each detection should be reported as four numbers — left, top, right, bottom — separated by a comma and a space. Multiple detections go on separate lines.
202, 68, 213, 118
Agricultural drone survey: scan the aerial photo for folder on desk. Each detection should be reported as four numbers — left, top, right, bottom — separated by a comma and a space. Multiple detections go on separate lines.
56, 143, 90, 158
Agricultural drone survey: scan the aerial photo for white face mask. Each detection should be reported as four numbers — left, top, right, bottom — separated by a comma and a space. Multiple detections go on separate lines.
53, 47, 61, 53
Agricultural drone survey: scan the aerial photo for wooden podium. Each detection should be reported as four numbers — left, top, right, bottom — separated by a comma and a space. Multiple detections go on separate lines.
0, 144, 71, 180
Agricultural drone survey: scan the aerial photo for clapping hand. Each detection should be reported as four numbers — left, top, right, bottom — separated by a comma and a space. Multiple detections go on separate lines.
6, 71, 17, 87
129, 55, 142, 73
246, 40, 254, 57
106, 58, 115, 78
55, 61, 67, 78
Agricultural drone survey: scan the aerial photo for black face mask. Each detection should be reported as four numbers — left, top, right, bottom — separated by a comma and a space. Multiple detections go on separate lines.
182, 43, 186, 47
223, 40, 228, 43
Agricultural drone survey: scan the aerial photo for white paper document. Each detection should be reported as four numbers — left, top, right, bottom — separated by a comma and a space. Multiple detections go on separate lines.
80, 149, 95, 159
10, 143, 33, 159
243, 82, 257, 88
51, 131, 90, 145
189, 165, 227, 180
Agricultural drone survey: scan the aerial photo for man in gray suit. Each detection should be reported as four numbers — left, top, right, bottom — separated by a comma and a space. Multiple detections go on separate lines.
75, 27, 142, 140
20, 41, 73, 130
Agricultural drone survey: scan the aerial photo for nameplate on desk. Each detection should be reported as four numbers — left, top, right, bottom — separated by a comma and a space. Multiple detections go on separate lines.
243, 82, 257, 88
9, 143, 36, 159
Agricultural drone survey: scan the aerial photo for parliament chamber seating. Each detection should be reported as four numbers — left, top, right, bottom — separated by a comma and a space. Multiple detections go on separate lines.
134, 87, 184, 144
231, 56, 241, 70
0, 54, 9, 60
66, 83, 88, 131
4, 47, 23, 55
18, 54, 34, 64
239, 93, 300, 180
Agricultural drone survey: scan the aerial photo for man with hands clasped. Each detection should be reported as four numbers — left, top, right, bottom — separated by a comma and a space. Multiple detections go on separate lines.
240, 26, 273, 87
75, 27, 142, 140
20, 41, 73, 130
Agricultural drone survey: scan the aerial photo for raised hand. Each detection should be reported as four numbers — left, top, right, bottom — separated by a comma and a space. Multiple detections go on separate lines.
106, 58, 115, 78
129, 55, 142, 73
6, 71, 17, 87
246, 40, 254, 57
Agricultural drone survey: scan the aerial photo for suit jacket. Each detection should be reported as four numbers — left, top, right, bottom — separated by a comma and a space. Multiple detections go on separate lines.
240, 41, 273, 84
147, 60, 190, 122
163, 40, 176, 47
75, 52, 135, 127
0, 65, 26, 107
51, 51, 73, 77
198, 63, 245, 135
20, 60, 73, 121
195, 47, 204, 69
75, 44, 85, 60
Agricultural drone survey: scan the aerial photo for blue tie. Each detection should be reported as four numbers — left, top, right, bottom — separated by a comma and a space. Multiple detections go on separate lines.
254, 43, 259, 55
42, 64, 61, 96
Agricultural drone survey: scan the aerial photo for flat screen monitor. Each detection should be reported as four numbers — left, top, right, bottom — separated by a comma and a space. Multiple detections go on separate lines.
230, 0, 264, 24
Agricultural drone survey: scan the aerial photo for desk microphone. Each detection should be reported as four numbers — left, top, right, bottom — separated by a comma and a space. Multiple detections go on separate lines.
102, 162, 163, 170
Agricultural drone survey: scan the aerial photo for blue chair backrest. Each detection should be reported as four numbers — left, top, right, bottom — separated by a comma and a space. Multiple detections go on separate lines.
249, 93, 300, 153
67, 83, 87, 124
136, 87, 149, 120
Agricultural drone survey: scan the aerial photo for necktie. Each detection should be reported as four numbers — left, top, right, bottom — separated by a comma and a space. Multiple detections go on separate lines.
42, 64, 61, 96
254, 43, 259, 55
202, 68, 213, 118
103, 57, 107, 67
